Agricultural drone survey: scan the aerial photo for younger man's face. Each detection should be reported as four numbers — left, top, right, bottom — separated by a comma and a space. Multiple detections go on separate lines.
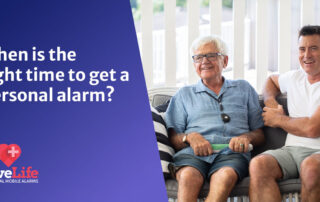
299, 34, 320, 78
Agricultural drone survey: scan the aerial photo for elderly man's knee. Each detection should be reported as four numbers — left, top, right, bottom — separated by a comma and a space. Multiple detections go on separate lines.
300, 155, 320, 190
176, 167, 204, 186
211, 167, 238, 184
250, 155, 279, 179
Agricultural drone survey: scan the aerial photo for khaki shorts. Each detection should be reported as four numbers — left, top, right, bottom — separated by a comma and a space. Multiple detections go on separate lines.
263, 146, 320, 179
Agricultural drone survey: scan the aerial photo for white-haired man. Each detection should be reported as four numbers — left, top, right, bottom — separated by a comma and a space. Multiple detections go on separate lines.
165, 36, 265, 201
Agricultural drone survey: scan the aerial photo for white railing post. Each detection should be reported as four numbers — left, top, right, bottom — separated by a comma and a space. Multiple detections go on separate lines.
256, 0, 269, 93
164, 0, 177, 87
316, 1, 320, 25
301, 0, 315, 26
233, 0, 246, 79
140, 0, 153, 89
187, 0, 200, 85
209, 0, 222, 36
278, 0, 291, 74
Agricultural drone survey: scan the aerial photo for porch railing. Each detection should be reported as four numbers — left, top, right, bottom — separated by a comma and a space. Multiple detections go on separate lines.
137, 0, 319, 93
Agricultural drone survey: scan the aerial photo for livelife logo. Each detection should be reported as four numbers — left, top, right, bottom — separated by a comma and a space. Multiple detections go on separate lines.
0, 144, 39, 183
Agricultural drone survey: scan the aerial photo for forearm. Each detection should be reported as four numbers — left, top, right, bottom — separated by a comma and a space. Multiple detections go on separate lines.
168, 128, 189, 150
240, 128, 265, 147
276, 115, 320, 138
168, 129, 214, 157
263, 75, 281, 108
264, 97, 279, 109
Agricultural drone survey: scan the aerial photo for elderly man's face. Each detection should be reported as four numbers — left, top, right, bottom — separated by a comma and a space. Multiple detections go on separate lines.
299, 35, 320, 77
193, 43, 228, 81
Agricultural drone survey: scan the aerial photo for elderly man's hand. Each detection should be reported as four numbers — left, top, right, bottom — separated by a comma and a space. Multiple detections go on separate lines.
229, 135, 251, 153
262, 105, 285, 127
187, 132, 213, 156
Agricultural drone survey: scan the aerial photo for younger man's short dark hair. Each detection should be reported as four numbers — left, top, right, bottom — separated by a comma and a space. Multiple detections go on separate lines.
299, 25, 320, 38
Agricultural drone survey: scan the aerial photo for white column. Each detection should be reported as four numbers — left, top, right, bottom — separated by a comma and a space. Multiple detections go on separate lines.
256, 0, 269, 93
209, 0, 222, 36
278, 0, 291, 74
164, 0, 177, 87
301, 0, 315, 26
233, 0, 246, 79
140, 0, 153, 88
187, 0, 200, 84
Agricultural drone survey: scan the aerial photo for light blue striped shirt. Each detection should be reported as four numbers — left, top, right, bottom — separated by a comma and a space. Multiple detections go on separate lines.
165, 79, 264, 163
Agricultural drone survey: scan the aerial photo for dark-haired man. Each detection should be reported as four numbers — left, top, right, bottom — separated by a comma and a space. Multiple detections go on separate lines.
249, 25, 320, 202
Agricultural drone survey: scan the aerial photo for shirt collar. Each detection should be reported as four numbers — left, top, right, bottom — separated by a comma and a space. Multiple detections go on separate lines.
194, 78, 237, 96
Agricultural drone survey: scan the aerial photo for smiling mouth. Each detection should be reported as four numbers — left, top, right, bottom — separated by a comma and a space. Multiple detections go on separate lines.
201, 66, 213, 70
304, 60, 315, 65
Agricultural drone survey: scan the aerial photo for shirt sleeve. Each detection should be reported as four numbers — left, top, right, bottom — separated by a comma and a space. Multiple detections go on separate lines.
164, 91, 187, 134
246, 82, 264, 130
278, 70, 295, 93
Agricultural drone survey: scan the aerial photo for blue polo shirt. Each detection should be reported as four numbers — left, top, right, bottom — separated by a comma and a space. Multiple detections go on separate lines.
165, 79, 264, 163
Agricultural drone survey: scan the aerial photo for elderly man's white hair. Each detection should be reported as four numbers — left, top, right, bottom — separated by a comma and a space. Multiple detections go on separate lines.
190, 35, 228, 56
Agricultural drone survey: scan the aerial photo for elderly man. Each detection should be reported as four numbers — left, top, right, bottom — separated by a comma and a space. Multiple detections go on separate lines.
249, 25, 320, 202
165, 36, 264, 202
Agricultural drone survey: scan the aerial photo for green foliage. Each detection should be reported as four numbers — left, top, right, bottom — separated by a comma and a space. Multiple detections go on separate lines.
223, 0, 233, 8
130, 0, 141, 21
176, 0, 187, 8
132, 8, 141, 21
202, 0, 209, 7
153, 0, 164, 13
202, 0, 233, 8
130, 0, 138, 9
129, 0, 233, 22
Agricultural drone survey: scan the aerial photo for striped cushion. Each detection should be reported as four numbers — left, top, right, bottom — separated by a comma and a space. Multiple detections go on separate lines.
151, 106, 174, 178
